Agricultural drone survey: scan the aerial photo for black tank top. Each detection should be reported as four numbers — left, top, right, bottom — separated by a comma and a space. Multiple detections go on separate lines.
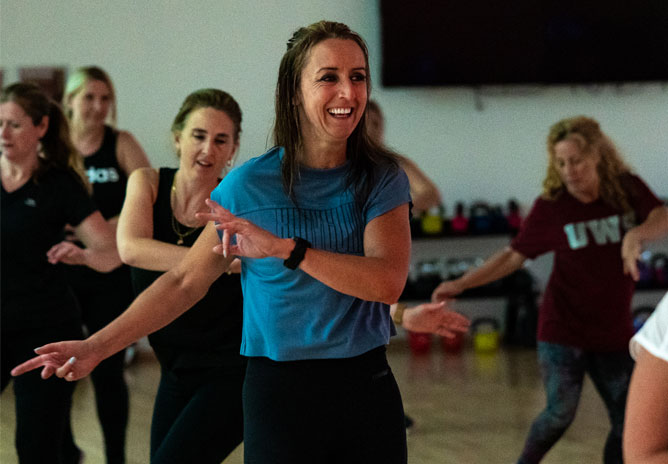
66, 126, 133, 300
130, 167, 245, 370
83, 126, 126, 219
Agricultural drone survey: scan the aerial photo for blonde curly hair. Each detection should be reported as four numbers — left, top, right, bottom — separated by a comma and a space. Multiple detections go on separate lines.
542, 116, 633, 213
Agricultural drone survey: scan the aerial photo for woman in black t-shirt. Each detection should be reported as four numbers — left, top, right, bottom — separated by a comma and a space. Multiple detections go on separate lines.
0, 83, 119, 463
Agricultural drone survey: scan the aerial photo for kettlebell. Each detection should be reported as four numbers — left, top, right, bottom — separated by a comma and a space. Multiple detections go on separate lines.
469, 202, 492, 235
472, 317, 500, 353
451, 202, 469, 234
421, 205, 445, 236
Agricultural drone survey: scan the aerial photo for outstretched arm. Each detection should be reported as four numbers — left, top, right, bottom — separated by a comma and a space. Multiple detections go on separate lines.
432, 246, 527, 302
13, 222, 233, 381
391, 301, 470, 339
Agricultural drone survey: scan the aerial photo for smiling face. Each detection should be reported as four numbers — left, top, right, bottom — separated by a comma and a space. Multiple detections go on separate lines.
0, 101, 48, 163
68, 79, 113, 128
174, 106, 238, 178
296, 38, 368, 150
553, 137, 601, 202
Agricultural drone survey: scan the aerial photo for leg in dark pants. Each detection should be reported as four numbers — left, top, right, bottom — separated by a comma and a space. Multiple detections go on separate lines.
71, 266, 132, 464
517, 342, 585, 464
2, 324, 83, 464
243, 346, 407, 464
150, 365, 245, 464
586, 351, 633, 464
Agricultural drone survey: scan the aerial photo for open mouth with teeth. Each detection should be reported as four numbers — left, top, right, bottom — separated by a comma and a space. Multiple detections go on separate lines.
328, 107, 352, 117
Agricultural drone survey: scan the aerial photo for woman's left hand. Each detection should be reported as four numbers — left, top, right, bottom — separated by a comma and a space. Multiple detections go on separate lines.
46, 241, 87, 266
197, 199, 289, 259
622, 228, 642, 281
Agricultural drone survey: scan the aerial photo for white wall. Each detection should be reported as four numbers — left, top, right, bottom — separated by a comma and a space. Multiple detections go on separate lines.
2, 0, 666, 214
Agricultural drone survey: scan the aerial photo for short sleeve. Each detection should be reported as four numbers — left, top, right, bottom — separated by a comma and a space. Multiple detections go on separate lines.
630, 292, 668, 363
510, 197, 556, 259
626, 174, 663, 223
363, 164, 411, 224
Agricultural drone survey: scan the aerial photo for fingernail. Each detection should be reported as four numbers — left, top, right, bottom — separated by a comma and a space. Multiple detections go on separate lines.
223, 249, 228, 258
68, 357, 77, 364
34, 346, 42, 353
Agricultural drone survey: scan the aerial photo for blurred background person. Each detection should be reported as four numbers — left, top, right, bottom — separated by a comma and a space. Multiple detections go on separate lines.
61, 65, 151, 464
1, 82, 119, 463
366, 99, 441, 216
432, 116, 668, 464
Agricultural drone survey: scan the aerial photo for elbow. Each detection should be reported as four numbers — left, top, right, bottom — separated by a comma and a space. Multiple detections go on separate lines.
118, 242, 138, 267
377, 278, 406, 306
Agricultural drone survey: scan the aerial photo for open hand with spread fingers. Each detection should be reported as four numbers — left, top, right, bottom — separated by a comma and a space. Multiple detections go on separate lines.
197, 198, 290, 259
402, 301, 470, 339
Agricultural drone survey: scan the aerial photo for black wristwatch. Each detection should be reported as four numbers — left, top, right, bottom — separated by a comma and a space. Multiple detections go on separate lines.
283, 237, 311, 270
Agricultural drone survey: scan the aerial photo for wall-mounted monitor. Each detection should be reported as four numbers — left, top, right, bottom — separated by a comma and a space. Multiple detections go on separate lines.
380, 0, 668, 86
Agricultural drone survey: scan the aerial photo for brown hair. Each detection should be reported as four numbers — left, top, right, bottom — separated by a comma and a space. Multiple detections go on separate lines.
543, 116, 632, 212
2, 82, 89, 190
171, 88, 242, 144
273, 20, 399, 204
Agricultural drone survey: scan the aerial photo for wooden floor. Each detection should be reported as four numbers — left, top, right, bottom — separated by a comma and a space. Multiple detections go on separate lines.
1, 338, 612, 464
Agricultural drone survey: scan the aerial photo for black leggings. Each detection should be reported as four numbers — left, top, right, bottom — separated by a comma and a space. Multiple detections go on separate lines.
150, 364, 246, 464
1, 323, 84, 464
243, 346, 407, 464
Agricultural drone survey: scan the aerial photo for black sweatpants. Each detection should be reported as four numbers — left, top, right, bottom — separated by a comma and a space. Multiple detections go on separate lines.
243, 346, 407, 464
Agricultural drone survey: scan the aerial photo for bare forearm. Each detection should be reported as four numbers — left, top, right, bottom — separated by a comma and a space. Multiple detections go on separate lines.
119, 238, 188, 271
634, 206, 668, 243
82, 247, 122, 273
458, 247, 525, 291
87, 269, 207, 358
299, 248, 408, 304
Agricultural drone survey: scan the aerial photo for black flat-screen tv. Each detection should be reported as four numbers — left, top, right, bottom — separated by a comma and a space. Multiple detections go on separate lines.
380, 0, 668, 86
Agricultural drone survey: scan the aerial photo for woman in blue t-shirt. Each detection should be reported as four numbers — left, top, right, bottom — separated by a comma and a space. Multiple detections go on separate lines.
11, 21, 468, 464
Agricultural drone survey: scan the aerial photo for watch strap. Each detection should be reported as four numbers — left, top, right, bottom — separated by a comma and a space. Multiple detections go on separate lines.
283, 237, 311, 270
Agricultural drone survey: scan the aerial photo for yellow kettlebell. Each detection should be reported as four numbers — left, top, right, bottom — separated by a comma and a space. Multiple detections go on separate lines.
472, 317, 500, 353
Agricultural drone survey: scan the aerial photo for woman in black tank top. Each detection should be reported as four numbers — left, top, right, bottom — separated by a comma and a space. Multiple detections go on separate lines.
61, 66, 151, 464
114, 89, 245, 463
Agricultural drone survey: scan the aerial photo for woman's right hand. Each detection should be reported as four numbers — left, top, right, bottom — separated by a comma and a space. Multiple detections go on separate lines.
11, 340, 101, 382
198, 199, 291, 260
431, 279, 465, 302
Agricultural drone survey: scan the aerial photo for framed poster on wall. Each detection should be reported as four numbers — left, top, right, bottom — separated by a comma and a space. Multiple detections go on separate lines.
19, 66, 66, 102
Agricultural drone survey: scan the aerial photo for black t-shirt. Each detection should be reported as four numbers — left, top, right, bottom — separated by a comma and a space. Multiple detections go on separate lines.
1, 168, 96, 329
130, 168, 245, 371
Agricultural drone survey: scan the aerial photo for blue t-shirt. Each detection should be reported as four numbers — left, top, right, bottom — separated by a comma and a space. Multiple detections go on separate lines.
211, 146, 411, 361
